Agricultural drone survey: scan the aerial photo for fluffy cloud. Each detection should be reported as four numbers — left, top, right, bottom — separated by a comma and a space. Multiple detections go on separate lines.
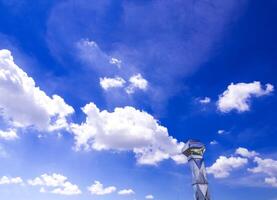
100, 77, 126, 90
118, 189, 135, 195
0, 49, 74, 131
199, 97, 211, 104
248, 157, 277, 176
88, 181, 116, 195
1, 49, 183, 166
28, 173, 81, 195
235, 147, 259, 158
100, 74, 149, 95
125, 73, 148, 94
265, 177, 277, 188
51, 182, 81, 196
0, 129, 18, 140
207, 156, 248, 178
145, 194, 154, 199
0, 176, 23, 185
70, 103, 186, 165
217, 81, 274, 113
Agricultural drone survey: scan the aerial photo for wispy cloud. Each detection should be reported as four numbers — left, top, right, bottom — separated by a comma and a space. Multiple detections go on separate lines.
199, 97, 211, 104
118, 188, 135, 195
145, 194, 154, 199
46, 0, 248, 110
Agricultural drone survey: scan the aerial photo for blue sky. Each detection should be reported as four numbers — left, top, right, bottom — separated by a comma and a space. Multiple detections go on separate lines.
0, 0, 277, 199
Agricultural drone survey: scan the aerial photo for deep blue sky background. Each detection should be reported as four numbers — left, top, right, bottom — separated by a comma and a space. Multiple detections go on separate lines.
0, 0, 277, 199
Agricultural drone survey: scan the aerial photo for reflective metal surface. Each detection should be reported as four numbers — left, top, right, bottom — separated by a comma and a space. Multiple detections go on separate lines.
182, 140, 210, 200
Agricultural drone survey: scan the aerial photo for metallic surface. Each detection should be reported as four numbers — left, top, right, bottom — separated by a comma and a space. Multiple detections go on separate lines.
182, 140, 210, 200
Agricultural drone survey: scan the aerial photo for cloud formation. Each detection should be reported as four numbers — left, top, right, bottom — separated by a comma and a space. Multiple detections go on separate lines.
0, 49, 185, 166
118, 188, 135, 195
217, 130, 226, 135
76, 39, 121, 75
70, 102, 186, 165
235, 147, 259, 158
199, 97, 211, 104
217, 81, 274, 113
100, 73, 148, 94
0, 49, 74, 131
125, 73, 148, 94
0, 129, 18, 140
248, 156, 277, 189
0, 176, 23, 185
88, 181, 116, 195
265, 177, 277, 188
100, 77, 126, 90
28, 173, 81, 195
207, 156, 248, 178
47, 0, 248, 108
210, 140, 218, 145
248, 157, 277, 176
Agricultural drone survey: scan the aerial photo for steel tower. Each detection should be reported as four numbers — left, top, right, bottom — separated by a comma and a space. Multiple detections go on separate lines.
182, 140, 210, 200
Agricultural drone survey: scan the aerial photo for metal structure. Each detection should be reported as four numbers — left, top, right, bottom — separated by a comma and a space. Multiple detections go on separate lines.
182, 140, 210, 200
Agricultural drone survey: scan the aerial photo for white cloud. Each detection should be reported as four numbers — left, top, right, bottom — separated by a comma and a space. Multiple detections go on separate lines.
0, 129, 18, 140
28, 173, 81, 195
235, 147, 259, 158
28, 173, 67, 187
217, 130, 225, 135
100, 74, 149, 95
265, 177, 277, 188
210, 140, 218, 145
145, 194, 154, 199
217, 81, 274, 113
70, 103, 186, 165
0, 49, 74, 131
125, 73, 148, 94
199, 97, 211, 104
77, 39, 147, 95
207, 156, 248, 178
248, 157, 277, 176
100, 77, 126, 90
118, 189, 135, 195
88, 181, 116, 195
51, 182, 81, 196
0, 176, 23, 185
109, 57, 122, 68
